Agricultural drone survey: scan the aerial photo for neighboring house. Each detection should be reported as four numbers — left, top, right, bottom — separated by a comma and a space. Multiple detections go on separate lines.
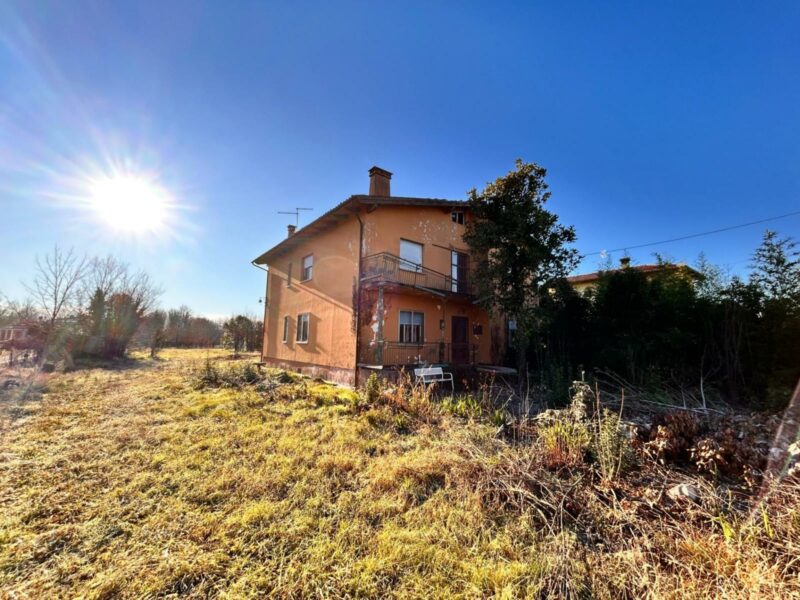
0, 325, 29, 345
567, 257, 702, 295
0, 324, 38, 365
253, 167, 503, 385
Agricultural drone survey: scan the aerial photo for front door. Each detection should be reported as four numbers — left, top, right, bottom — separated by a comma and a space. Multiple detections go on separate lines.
451, 316, 469, 364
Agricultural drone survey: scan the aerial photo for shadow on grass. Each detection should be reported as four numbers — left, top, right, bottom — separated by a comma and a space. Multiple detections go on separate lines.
69, 355, 157, 372
0, 369, 46, 422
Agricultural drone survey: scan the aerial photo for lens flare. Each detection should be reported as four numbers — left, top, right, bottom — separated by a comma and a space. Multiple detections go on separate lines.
87, 174, 174, 235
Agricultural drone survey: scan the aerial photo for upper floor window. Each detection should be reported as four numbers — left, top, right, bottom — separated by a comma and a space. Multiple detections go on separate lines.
451, 211, 464, 225
296, 313, 310, 343
301, 255, 313, 281
451, 250, 469, 293
399, 239, 423, 272
282, 316, 290, 343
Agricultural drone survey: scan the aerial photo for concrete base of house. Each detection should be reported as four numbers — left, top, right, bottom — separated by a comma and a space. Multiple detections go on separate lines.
357, 363, 515, 390
261, 356, 356, 387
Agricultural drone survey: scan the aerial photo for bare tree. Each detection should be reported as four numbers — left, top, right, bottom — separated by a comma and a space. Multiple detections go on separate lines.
166, 306, 193, 346
81, 255, 128, 303
141, 310, 167, 358
25, 246, 88, 327
122, 269, 161, 316
80, 256, 163, 357
4, 298, 39, 324
83, 256, 162, 314
0, 293, 12, 326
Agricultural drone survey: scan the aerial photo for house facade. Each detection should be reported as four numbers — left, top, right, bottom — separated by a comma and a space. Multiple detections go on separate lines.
0, 324, 38, 366
253, 167, 502, 386
567, 257, 702, 295
0, 326, 28, 343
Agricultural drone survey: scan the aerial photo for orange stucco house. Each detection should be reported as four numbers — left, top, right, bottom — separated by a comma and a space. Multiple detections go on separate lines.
567, 257, 702, 295
253, 167, 504, 386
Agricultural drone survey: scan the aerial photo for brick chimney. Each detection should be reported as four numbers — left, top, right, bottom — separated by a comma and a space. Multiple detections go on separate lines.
368, 166, 392, 197
287, 224, 296, 237
620, 257, 631, 268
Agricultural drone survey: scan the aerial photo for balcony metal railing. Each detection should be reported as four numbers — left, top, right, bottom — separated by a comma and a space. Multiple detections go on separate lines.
360, 252, 473, 296
359, 341, 478, 366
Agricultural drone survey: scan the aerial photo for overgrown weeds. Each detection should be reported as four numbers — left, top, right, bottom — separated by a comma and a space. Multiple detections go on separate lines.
188, 357, 264, 389
538, 415, 591, 468
592, 408, 636, 480
1, 349, 797, 599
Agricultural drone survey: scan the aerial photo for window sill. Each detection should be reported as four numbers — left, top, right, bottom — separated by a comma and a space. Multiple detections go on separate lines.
296, 340, 309, 345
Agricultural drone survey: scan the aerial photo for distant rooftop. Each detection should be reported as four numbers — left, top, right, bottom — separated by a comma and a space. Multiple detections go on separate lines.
568, 259, 701, 284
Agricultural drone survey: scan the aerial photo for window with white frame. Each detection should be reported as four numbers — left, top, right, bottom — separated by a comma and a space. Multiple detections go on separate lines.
507, 319, 517, 348
399, 239, 423, 271
399, 310, 424, 343
451, 211, 464, 225
282, 316, 290, 343
296, 313, 310, 343
302, 254, 313, 281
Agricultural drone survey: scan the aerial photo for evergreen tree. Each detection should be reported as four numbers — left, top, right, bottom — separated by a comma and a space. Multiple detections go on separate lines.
750, 230, 800, 309
222, 315, 256, 353
464, 160, 579, 384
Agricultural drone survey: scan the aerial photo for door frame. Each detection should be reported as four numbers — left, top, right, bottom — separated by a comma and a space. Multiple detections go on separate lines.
450, 315, 469, 364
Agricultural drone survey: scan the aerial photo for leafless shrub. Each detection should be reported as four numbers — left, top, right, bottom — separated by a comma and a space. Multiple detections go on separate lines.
24, 245, 88, 326
645, 411, 703, 464
376, 370, 439, 423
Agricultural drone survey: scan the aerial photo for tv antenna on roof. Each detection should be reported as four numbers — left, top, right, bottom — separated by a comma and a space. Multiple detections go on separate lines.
278, 207, 313, 227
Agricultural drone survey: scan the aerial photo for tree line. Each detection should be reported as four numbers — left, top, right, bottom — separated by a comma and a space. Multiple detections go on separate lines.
531, 233, 799, 409
0, 246, 263, 365
467, 160, 800, 410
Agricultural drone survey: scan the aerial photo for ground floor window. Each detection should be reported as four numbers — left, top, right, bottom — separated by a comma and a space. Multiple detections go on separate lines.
282, 316, 290, 343
296, 313, 309, 343
399, 310, 424, 343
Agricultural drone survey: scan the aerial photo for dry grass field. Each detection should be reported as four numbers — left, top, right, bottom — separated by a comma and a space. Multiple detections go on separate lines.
0, 349, 798, 598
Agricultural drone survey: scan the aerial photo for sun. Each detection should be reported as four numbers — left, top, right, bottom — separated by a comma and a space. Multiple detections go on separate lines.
88, 174, 173, 234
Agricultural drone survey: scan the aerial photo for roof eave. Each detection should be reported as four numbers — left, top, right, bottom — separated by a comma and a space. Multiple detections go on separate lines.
253, 195, 467, 265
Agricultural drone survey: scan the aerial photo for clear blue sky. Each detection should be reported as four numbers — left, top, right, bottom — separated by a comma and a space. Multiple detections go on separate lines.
1, 1, 798, 317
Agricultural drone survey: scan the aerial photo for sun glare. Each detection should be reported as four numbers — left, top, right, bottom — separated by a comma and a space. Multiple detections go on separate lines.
88, 174, 173, 235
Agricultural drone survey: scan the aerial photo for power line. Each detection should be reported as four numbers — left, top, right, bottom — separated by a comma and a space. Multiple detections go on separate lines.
584, 209, 800, 257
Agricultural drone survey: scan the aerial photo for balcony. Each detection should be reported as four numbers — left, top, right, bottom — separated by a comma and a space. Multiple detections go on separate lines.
360, 252, 473, 296
359, 341, 478, 366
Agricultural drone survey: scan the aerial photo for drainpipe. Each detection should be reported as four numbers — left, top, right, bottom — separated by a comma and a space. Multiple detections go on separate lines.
354, 213, 364, 387
251, 260, 269, 361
